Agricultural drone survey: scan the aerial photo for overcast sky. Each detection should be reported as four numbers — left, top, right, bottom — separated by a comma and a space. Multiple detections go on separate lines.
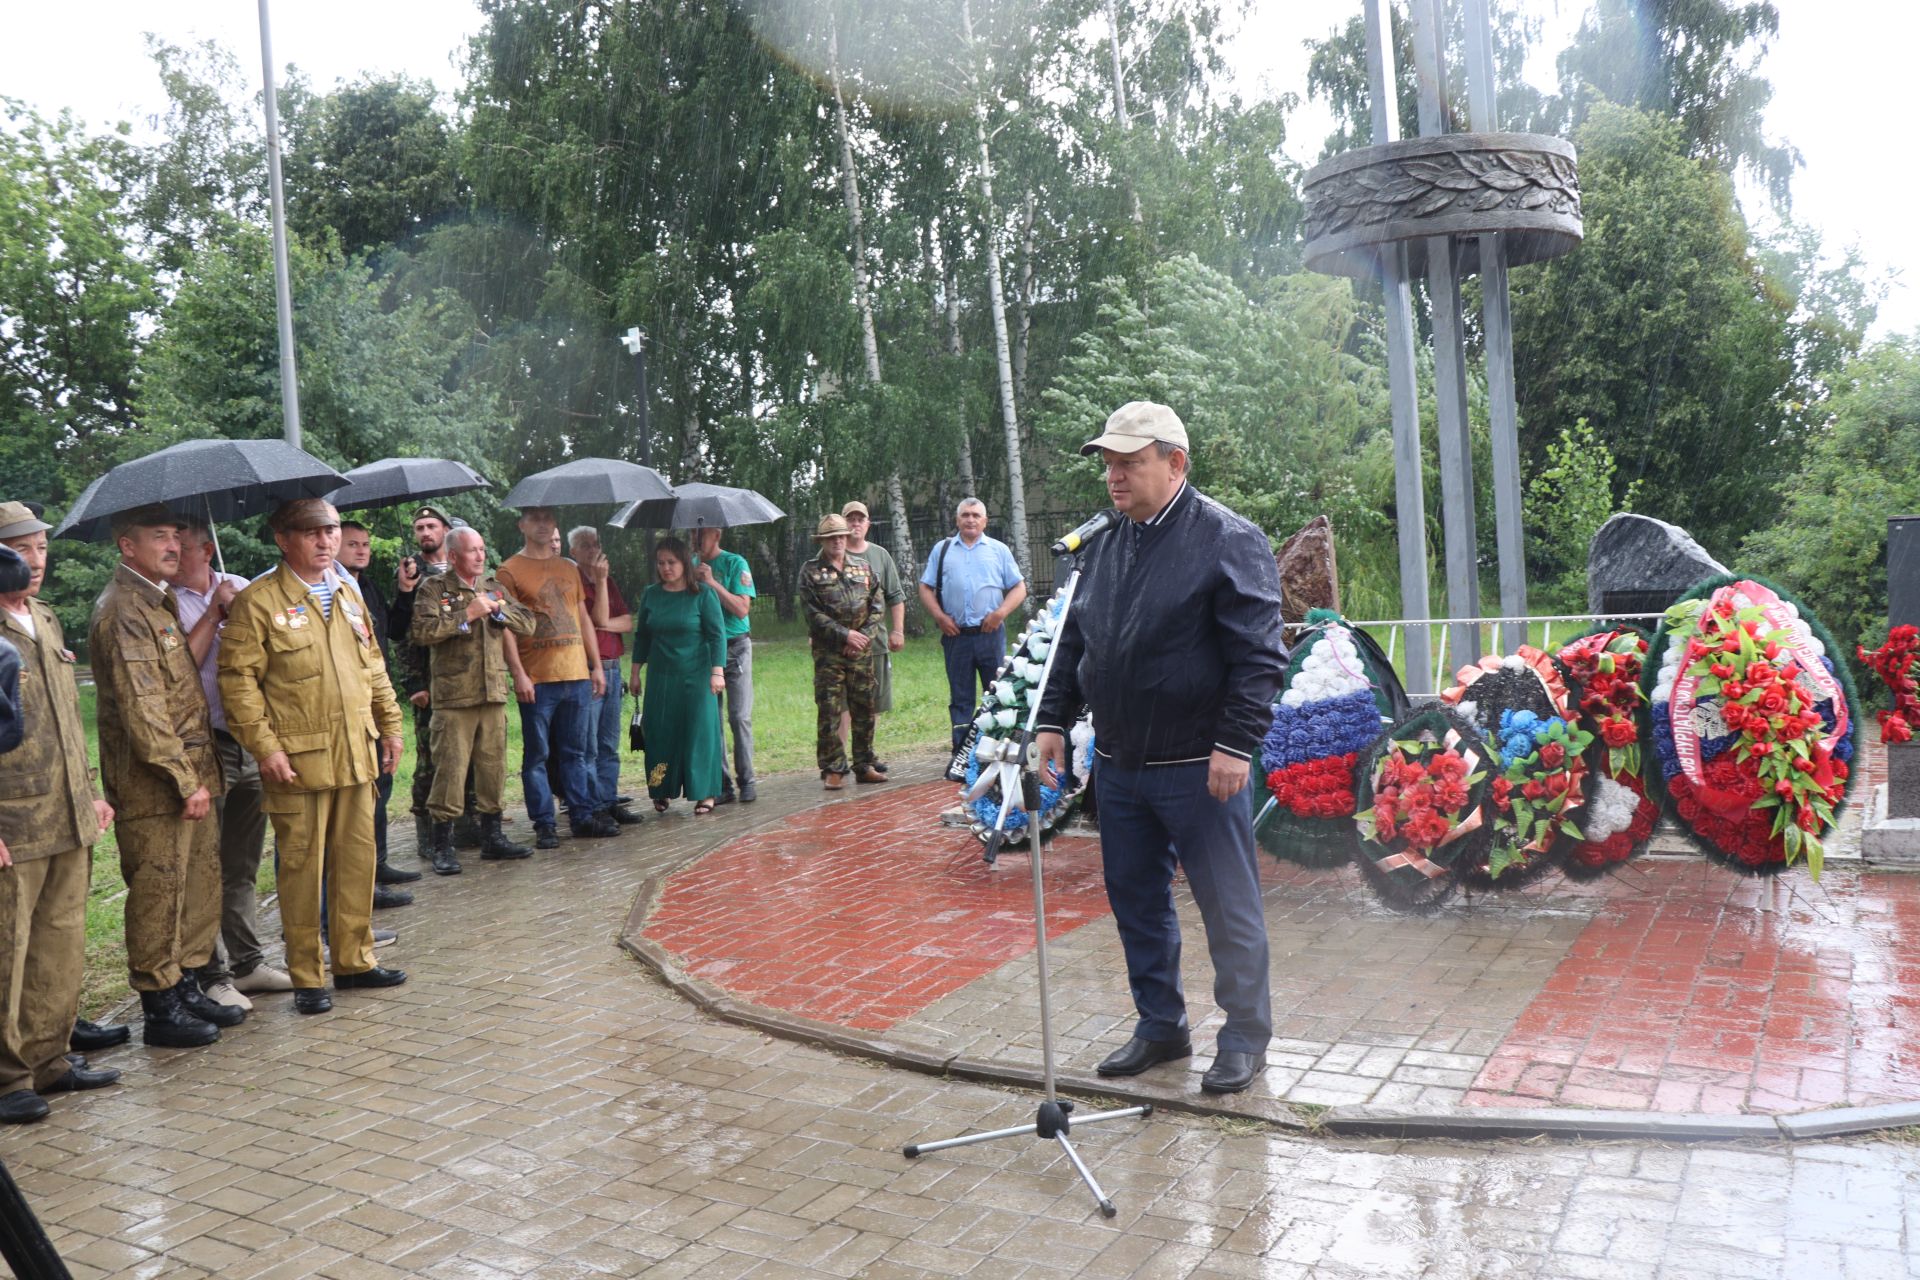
3, 0, 1912, 336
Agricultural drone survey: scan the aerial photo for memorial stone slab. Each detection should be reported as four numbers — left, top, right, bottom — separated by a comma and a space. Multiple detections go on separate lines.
1586, 513, 1729, 618
1275, 515, 1340, 628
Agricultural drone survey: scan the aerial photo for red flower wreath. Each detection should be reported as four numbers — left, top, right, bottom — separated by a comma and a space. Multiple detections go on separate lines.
1859, 624, 1920, 745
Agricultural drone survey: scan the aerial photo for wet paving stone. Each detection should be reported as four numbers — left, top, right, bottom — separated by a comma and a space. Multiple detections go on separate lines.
0, 749, 1916, 1276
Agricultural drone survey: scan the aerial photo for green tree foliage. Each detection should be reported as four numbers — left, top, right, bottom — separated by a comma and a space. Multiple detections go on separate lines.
1507, 103, 1813, 555
1550, 0, 1797, 204
0, 102, 153, 503
1037, 254, 1387, 541
1743, 340, 1920, 663
1523, 419, 1641, 611
283, 76, 464, 255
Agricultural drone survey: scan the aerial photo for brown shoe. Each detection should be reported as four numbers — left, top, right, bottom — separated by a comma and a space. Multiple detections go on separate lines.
854, 766, 889, 785
822, 770, 846, 791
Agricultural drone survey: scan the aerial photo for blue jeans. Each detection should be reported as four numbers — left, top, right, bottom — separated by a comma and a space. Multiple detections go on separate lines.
518, 679, 595, 829
1095, 758, 1272, 1054
942, 628, 1005, 749
586, 659, 625, 810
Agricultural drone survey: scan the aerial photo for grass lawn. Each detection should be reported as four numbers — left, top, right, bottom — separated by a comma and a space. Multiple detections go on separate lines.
72, 614, 960, 1016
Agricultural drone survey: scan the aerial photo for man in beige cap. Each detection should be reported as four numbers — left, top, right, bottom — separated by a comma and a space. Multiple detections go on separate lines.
90, 504, 239, 1048
799, 514, 885, 790
217, 498, 407, 1014
1034, 401, 1287, 1096
0, 501, 120, 1123
840, 501, 906, 771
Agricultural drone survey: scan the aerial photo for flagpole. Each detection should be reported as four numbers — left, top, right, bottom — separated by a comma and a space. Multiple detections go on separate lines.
257, 0, 302, 448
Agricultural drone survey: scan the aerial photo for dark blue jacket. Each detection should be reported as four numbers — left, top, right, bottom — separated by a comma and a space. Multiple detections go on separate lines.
1037, 482, 1287, 769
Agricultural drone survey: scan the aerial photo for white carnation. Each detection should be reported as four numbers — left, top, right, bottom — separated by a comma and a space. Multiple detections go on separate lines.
1585, 776, 1641, 841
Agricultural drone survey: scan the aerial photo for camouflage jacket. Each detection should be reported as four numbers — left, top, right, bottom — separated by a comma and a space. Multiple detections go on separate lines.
408, 571, 536, 708
0, 598, 100, 860
89, 564, 223, 821
799, 554, 882, 652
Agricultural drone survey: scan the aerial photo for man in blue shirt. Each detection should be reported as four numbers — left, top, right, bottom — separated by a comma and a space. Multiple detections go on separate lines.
917, 499, 1027, 752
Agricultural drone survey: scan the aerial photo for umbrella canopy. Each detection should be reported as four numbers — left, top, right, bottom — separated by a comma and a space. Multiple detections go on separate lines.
325, 457, 491, 513
608, 482, 785, 531
54, 438, 348, 541
501, 458, 673, 510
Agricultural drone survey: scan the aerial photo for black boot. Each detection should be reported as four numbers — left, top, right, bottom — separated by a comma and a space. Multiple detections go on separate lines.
413, 812, 433, 860
140, 988, 219, 1048
452, 810, 481, 850
430, 821, 462, 876
479, 813, 533, 861
175, 974, 246, 1028
373, 884, 415, 908
377, 851, 422, 885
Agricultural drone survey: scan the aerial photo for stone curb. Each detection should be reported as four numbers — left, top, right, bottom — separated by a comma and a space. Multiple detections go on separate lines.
616, 765, 1920, 1147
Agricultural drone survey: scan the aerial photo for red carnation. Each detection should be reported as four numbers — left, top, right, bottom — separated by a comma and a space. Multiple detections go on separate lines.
1540, 742, 1566, 769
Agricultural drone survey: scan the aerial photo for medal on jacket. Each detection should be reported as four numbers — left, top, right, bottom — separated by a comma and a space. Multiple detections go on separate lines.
160, 625, 180, 652
286, 603, 310, 629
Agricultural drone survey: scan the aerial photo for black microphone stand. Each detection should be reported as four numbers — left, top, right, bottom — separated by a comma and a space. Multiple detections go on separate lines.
903, 546, 1151, 1218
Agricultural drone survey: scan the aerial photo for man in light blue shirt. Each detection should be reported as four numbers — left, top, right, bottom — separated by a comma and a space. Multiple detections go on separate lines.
917, 498, 1027, 751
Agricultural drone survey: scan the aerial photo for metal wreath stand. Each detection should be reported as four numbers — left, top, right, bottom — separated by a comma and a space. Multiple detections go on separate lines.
903, 519, 1151, 1219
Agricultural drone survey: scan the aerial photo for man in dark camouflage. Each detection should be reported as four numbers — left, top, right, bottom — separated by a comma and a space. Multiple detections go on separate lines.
799, 514, 886, 791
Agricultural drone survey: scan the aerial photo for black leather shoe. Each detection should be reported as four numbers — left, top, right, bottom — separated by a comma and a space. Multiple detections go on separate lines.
534, 823, 560, 850
376, 859, 423, 885
373, 884, 414, 909
739, 782, 756, 804
176, 975, 245, 1028
1096, 1036, 1193, 1077
570, 814, 619, 839
140, 989, 219, 1048
333, 966, 407, 990
70, 1017, 130, 1052
42, 1061, 120, 1092
1201, 1051, 1267, 1095
605, 804, 644, 825
714, 790, 737, 806
0, 1090, 49, 1125
293, 988, 333, 1015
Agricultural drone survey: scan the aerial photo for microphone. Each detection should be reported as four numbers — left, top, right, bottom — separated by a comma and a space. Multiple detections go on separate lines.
1051, 509, 1122, 556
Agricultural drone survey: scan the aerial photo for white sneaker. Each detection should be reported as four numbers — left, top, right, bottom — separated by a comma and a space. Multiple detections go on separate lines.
204, 980, 253, 1011
233, 965, 294, 994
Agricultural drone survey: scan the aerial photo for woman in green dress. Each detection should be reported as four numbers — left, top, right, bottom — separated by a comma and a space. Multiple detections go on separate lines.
632, 538, 727, 813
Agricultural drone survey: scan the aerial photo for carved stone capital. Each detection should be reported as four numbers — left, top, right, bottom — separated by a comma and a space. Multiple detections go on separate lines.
1303, 133, 1582, 280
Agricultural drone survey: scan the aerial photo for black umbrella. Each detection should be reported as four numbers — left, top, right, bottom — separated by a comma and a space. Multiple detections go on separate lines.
326, 457, 492, 513
608, 482, 785, 530
501, 458, 673, 510
54, 438, 348, 541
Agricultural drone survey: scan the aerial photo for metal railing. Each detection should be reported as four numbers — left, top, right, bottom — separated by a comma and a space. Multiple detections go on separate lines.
1342, 611, 1666, 693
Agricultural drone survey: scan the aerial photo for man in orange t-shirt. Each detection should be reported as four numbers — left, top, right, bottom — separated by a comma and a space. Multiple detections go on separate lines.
497, 508, 618, 849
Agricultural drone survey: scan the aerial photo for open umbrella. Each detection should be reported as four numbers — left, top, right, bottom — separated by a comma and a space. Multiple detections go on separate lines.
501, 458, 673, 510
326, 457, 491, 512
608, 482, 785, 530
54, 438, 348, 541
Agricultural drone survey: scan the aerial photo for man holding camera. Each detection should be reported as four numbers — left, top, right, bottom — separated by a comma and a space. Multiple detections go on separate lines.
1036, 402, 1286, 1095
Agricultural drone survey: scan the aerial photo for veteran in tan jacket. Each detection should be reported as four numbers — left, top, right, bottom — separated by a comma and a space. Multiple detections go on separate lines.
89, 504, 238, 1048
408, 527, 536, 873
0, 503, 119, 1124
217, 499, 406, 1014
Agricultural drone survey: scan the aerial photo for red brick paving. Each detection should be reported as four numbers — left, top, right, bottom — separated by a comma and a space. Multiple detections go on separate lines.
1464, 855, 1920, 1113
641, 780, 1114, 1029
